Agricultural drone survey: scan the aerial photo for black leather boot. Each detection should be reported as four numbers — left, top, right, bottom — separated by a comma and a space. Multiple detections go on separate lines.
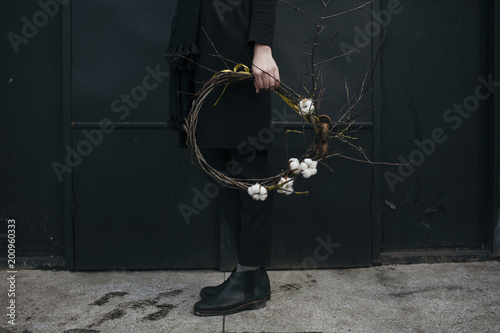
200, 268, 271, 301
193, 269, 266, 316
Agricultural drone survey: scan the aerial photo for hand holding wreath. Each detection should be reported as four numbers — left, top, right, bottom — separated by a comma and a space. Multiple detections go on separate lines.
252, 43, 280, 93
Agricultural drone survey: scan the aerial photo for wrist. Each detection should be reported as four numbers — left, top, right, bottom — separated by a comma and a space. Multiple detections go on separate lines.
254, 43, 272, 55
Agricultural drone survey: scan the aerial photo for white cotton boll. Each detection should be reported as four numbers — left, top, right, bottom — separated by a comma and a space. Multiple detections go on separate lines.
300, 162, 308, 171
289, 158, 301, 174
260, 192, 268, 201
304, 158, 313, 166
277, 178, 287, 194
249, 183, 263, 199
302, 169, 312, 178
250, 183, 261, 195
289, 158, 299, 170
310, 168, 318, 176
299, 98, 315, 116
277, 177, 294, 195
310, 161, 318, 169
259, 186, 267, 196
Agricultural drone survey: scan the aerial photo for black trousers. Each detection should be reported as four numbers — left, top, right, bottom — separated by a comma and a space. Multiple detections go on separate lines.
201, 148, 274, 267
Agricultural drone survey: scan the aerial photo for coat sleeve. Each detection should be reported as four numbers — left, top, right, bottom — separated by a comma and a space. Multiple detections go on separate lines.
248, 0, 277, 47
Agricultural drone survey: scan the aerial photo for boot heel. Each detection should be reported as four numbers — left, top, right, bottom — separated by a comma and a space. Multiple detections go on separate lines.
265, 292, 271, 301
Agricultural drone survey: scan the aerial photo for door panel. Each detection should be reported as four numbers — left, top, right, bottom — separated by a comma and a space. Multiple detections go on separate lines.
0, 1, 64, 258
73, 129, 220, 269
380, 0, 488, 250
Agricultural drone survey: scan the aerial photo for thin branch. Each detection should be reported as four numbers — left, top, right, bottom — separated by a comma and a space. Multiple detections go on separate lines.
314, 42, 367, 67
202, 28, 230, 70
314, 32, 339, 46
322, 0, 376, 20
334, 154, 405, 166
280, 0, 319, 27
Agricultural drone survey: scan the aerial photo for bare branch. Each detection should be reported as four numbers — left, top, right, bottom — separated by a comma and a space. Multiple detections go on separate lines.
314, 32, 339, 46
202, 28, 230, 70
322, 0, 376, 20
281, 0, 319, 27
314, 42, 367, 67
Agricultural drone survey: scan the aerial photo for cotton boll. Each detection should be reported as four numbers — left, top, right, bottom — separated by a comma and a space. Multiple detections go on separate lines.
300, 162, 308, 171
299, 98, 315, 116
288, 158, 300, 173
277, 178, 288, 194
289, 160, 301, 175
277, 177, 294, 195
249, 183, 262, 199
260, 192, 268, 201
310, 168, 317, 176
304, 158, 313, 166
259, 186, 267, 196
250, 183, 261, 194
302, 169, 312, 178
310, 161, 318, 169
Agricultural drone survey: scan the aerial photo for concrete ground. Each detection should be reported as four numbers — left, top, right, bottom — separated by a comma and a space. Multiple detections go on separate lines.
1, 261, 499, 333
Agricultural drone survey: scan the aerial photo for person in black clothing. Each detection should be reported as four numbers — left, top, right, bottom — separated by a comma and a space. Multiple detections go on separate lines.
166, 0, 280, 316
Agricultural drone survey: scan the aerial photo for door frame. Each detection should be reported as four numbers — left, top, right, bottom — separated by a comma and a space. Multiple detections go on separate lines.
488, 0, 500, 256
62, 1, 74, 270
371, 0, 383, 264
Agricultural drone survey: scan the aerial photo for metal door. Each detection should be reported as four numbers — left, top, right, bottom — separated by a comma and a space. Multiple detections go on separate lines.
67, 0, 375, 269
379, 0, 490, 253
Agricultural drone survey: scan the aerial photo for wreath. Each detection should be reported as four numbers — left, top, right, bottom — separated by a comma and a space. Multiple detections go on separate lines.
181, 0, 383, 201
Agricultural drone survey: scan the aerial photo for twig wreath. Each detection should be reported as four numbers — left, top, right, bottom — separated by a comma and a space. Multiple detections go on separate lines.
182, 0, 388, 201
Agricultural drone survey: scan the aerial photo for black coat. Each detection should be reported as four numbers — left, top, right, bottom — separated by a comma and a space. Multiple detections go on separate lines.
191, 0, 277, 149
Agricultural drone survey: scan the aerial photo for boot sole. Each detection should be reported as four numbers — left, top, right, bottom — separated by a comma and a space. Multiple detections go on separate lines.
194, 299, 266, 316
201, 291, 272, 301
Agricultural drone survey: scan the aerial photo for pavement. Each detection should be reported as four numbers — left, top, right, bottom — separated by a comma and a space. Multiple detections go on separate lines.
1, 261, 499, 333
